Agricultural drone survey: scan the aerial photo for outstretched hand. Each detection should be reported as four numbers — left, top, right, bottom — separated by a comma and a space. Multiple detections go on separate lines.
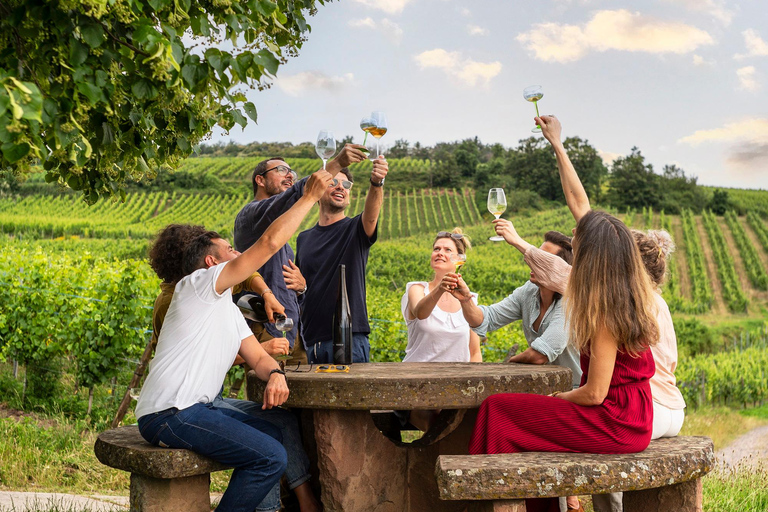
333, 144, 369, 168
441, 273, 472, 302
493, 218, 521, 246
371, 155, 388, 185
305, 169, 333, 201
535, 115, 562, 146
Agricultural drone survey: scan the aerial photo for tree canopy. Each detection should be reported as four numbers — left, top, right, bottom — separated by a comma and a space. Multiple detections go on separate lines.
0, 0, 324, 202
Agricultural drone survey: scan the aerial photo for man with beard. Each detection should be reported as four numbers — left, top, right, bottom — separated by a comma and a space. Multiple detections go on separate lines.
295, 158, 388, 363
234, 147, 366, 360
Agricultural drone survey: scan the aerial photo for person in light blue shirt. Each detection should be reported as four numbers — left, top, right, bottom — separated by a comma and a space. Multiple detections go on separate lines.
445, 231, 582, 389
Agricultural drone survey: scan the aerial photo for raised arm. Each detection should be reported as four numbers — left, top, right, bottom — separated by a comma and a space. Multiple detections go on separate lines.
406, 283, 444, 321
218, 170, 332, 293
361, 156, 388, 237
538, 115, 590, 222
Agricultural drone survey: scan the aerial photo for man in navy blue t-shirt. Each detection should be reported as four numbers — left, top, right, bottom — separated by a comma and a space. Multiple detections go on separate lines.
233, 146, 367, 357
295, 157, 388, 363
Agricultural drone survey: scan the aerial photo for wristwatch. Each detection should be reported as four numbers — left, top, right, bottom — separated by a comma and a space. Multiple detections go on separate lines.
269, 368, 286, 378
297, 284, 307, 295
370, 177, 385, 187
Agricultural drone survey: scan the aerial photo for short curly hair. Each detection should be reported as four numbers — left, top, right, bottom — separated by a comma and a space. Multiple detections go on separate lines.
149, 224, 207, 284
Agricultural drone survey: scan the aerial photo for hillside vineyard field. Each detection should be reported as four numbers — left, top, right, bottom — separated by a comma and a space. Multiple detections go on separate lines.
1, 157, 767, 409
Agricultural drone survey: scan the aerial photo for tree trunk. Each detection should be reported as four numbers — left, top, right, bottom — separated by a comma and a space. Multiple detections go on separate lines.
111, 376, 117, 401
229, 376, 244, 398
12, 360, 18, 379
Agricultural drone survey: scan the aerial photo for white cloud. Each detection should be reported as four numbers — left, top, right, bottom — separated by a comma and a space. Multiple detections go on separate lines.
413, 49, 501, 87
734, 29, 768, 60
517, 9, 714, 63
467, 24, 488, 36
275, 72, 355, 97
666, 0, 734, 25
678, 118, 768, 146
348, 17, 376, 29
348, 17, 402, 44
598, 150, 622, 166
349, 0, 412, 14
737, 66, 760, 92
692, 54, 715, 66
459, 7, 471, 17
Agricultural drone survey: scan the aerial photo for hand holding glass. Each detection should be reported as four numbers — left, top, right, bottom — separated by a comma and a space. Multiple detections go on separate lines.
274, 315, 294, 361
487, 188, 507, 242
315, 130, 336, 170
451, 253, 467, 274
523, 85, 543, 133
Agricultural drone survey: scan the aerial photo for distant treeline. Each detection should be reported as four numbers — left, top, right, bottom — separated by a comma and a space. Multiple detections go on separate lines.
195, 137, 732, 215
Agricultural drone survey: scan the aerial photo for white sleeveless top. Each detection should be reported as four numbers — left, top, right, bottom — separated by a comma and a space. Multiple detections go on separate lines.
401, 282, 478, 363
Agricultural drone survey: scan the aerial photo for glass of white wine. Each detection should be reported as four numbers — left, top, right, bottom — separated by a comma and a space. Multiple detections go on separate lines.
451, 253, 467, 274
315, 130, 336, 170
487, 188, 507, 242
129, 387, 141, 401
274, 315, 294, 363
369, 111, 388, 159
523, 85, 543, 133
359, 116, 373, 154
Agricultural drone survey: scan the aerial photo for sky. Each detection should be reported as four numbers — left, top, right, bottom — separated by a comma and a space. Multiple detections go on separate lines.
208, 0, 768, 190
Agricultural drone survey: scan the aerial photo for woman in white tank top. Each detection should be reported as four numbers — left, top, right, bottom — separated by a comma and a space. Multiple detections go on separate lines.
400, 229, 482, 429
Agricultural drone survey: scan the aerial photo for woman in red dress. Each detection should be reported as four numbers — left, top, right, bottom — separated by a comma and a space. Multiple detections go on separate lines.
467, 209, 660, 511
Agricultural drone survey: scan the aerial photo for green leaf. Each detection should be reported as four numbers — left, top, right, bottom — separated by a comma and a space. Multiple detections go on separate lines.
81, 23, 105, 48
255, 0, 278, 15
231, 109, 247, 128
254, 49, 280, 75
205, 49, 230, 73
69, 40, 89, 66
149, 0, 171, 10
1, 142, 30, 163
0, 91, 9, 118
131, 80, 157, 99
77, 82, 103, 105
243, 102, 258, 122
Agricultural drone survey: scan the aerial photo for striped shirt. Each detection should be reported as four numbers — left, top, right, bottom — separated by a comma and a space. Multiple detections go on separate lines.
475, 281, 582, 388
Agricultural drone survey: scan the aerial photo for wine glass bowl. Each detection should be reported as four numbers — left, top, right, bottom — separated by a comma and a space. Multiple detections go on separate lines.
315, 130, 336, 170
359, 116, 374, 153
274, 316, 294, 361
487, 188, 507, 242
451, 253, 467, 274
369, 111, 388, 157
523, 85, 544, 133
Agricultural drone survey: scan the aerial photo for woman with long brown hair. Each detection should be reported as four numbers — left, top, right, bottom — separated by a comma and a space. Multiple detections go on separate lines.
468, 210, 659, 511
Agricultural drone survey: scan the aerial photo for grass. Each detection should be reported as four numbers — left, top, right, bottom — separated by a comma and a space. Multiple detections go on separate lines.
680, 405, 768, 450
0, 497, 124, 512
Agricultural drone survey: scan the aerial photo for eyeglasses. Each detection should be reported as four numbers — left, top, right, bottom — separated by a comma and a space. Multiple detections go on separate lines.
330, 178, 353, 190
259, 165, 298, 180
436, 231, 465, 241
315, 364, 350, 373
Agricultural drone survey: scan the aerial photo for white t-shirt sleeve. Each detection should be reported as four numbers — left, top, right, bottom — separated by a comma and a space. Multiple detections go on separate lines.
190, 262, 229, 303
236, 314, 253, 342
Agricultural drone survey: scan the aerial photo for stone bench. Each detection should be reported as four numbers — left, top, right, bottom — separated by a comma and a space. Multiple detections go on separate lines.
435, 436, 715, 512
94, 425, 231, 512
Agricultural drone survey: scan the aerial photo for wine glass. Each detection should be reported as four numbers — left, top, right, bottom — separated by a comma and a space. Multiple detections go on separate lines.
274, 315, 294, 362
315, 130, 336, 170
369, 111, 388, 158
129, 387, 141, 401
359, 116, 373, 154
487, 188, 507, 242
523, 85, 543, 133
451, 253, 467, 274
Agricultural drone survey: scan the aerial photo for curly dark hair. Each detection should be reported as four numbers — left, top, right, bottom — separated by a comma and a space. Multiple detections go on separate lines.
148, 224, 207, 284
544, 231, 573, 265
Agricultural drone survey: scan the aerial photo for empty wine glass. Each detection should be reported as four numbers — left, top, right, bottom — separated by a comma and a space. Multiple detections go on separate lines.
523, 85, 543, 133
369, 111, 388, 157
451, 253, 467, 274
315, 130, 336, 170
487, 188, 507, 242
274, 315, 294, 361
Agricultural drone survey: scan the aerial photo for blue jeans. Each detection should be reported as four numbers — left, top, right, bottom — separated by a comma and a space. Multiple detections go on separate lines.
138, 403, 287, 512
307, 333, 370, 364
213, 396, 311, 511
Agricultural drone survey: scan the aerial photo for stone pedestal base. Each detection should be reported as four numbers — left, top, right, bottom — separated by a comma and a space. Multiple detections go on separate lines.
129, 473, 211, 512
625, 478, 702, 512
467, 500, 526, 512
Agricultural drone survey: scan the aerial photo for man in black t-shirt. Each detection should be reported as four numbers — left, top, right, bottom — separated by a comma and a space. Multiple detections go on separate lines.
295, 157, 389, 363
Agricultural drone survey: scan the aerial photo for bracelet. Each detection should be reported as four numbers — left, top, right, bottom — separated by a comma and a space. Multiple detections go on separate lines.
551, 391, 561, 397
261, 288, 274, 297
269, 368, 286, 378
297, 285, 307, 296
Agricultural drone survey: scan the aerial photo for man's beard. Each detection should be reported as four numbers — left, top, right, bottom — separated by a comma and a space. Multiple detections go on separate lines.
266, 181, 286, 197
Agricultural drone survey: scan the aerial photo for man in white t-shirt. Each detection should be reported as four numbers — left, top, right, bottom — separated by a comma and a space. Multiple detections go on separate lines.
135, 170, 331, 512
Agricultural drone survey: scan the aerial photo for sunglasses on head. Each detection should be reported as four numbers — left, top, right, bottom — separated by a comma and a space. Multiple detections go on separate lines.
259, 165, 298, 180
330, 178, 353, 190
436, 231, 464, 240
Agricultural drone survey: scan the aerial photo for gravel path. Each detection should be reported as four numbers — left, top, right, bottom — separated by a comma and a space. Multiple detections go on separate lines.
716, 424, 768, 469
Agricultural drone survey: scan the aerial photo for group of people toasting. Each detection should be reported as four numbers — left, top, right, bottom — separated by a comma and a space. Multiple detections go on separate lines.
134, 114, 685, 512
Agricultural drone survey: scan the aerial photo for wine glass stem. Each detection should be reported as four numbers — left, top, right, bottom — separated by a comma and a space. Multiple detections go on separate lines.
323, 159, 327, 170
363, 132, 368, 145
533, 101, 541, 128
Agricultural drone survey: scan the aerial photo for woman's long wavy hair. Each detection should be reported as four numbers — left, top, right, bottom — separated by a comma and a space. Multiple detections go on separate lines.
565, 211, 659, 356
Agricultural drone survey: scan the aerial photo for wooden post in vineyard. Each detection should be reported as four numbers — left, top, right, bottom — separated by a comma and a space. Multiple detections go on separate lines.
12, 360, 18, 379
111, 337, 155, 428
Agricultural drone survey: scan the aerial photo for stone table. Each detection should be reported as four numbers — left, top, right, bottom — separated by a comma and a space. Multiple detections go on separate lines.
248, 362, 572, 512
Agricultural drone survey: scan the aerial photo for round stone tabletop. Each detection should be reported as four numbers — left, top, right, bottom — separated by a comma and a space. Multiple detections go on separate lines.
247, 362, 572, 410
